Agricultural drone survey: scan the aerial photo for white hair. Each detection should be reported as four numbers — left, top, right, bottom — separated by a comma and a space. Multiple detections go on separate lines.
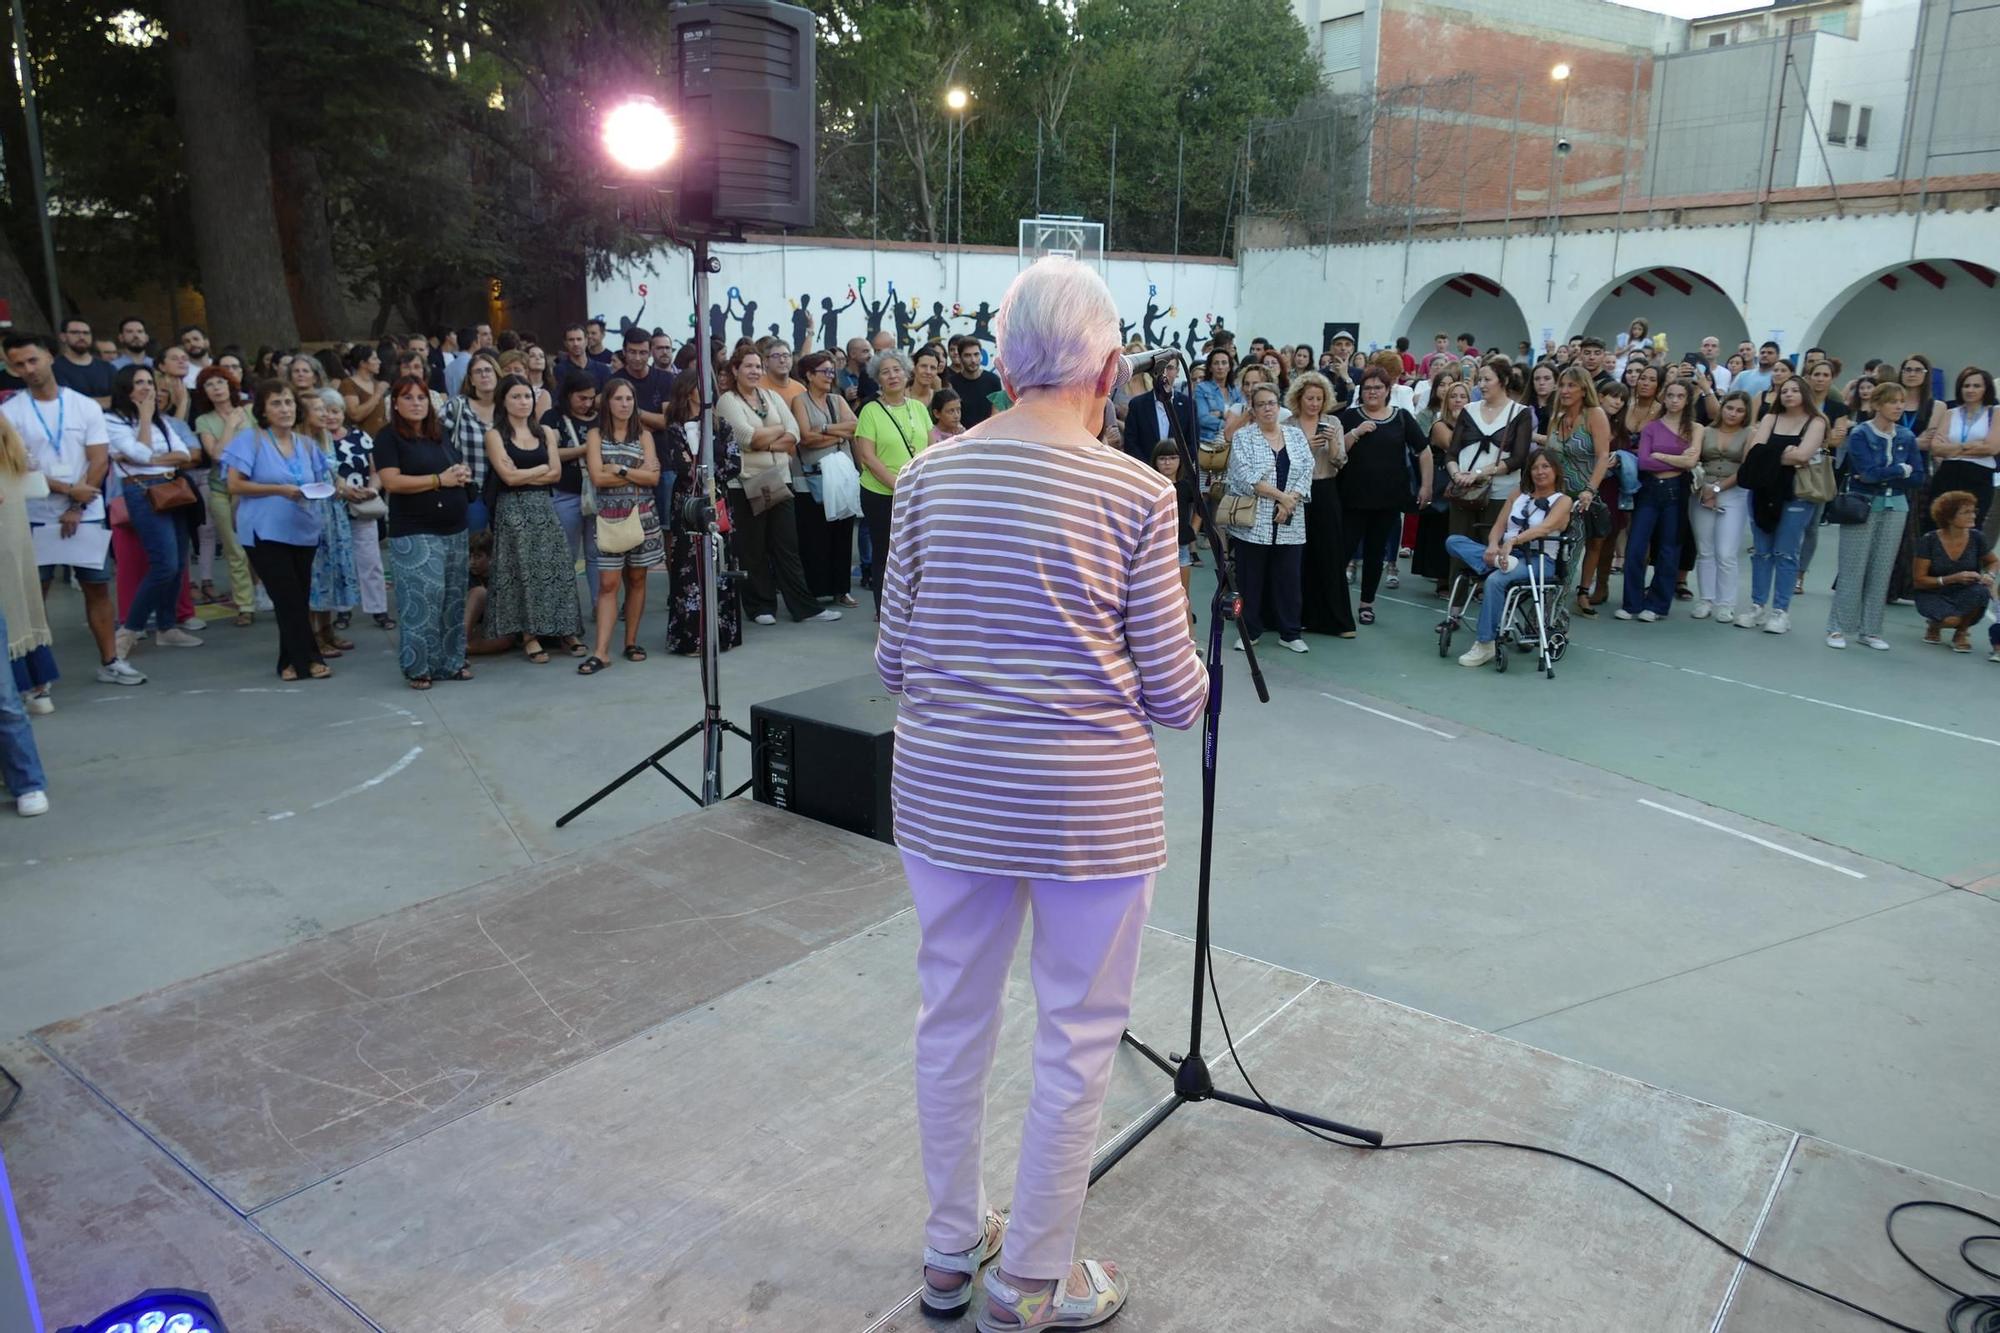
993, 257, 1122, 395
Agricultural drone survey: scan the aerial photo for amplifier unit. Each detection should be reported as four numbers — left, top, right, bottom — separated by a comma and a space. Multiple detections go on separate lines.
750, 673, 896, 843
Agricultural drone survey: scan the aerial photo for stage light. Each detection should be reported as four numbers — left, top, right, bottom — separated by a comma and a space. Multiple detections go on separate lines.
602, 97, 677, 174
58, 1290, 226, 1333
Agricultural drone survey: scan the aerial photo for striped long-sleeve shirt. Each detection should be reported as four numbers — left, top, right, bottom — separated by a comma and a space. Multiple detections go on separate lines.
875, 436, 1208, 881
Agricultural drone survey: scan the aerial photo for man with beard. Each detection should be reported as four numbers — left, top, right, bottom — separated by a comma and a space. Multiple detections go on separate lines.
52, 317, 114, 406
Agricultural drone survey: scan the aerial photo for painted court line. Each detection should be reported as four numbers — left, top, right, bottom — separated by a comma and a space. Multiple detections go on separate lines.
1637, 799, 1867, 880
1317, 691, 1455, 739
1374, 592, 2000, 750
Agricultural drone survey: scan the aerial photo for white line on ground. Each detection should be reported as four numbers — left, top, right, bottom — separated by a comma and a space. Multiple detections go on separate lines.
308, 746, 424, 811
1317, 690, 1455, 739
1637, 799, 1867, 879
1372, 592, 2000, 750
1708, 1132, 1802, 1333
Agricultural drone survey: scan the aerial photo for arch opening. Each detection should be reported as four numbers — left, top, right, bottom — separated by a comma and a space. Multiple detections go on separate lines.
1572, 267, 1748, 359
1393, 273, 1532, 364
1806, 260, 2000, 381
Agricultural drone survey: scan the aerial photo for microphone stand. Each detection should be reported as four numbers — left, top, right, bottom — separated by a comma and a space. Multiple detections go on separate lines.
1091, 358, 1381, 1186
558, 233, 753, 823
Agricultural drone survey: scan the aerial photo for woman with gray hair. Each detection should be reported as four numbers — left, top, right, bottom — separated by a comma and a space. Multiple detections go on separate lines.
878, 258, 1205, 1331
854, 346, 931, 618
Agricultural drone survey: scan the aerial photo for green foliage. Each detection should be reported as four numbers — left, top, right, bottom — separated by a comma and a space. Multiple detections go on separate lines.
804, 0, 1318, 254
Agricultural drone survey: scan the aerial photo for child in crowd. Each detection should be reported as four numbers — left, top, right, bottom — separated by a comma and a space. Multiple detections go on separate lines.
928, 389, 962, 445
1153, 439, 1199, 623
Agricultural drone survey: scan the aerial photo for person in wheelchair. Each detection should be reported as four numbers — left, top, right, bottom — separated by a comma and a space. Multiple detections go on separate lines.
1444, 447, 1572, 668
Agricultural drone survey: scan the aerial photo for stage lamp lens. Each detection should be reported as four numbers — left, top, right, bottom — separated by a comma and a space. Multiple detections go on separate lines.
105, 1325, 134, 1333
603, 98, 676, 173
164, 1317, 195, 1333
136, 1315, 166, 1333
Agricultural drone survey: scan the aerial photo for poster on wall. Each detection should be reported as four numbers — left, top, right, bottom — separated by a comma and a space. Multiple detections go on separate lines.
586, 243, 1239, 370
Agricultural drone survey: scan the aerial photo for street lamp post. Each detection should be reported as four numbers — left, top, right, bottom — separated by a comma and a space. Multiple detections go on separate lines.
945, 85, 969, 300
1545, 62, 1573, 302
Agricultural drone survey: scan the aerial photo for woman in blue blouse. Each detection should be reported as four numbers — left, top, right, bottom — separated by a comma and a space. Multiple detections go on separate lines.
222, 380, 335, 680
1192, 348, 1240, 445
1826, 381, 1922, 651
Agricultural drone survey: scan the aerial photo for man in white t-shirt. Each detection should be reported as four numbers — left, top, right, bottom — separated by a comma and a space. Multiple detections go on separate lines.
1698, 335, 1732, 392
2, 333, 145, 686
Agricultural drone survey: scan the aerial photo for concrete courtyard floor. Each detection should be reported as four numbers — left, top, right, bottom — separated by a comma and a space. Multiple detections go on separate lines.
3, 558, 1995, 1201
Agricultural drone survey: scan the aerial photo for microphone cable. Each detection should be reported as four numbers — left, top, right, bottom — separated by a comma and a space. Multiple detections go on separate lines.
1198, 941, 2000, 1333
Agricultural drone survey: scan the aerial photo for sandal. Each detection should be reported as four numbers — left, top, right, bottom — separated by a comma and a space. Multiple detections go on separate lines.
373, 612, 397, 629
280, 666, 299, 682
1358, 606, 1375, 625
922, 1211, 1006, 1316
978, 1259, 1125, 1332
837, 593, 859, 607
623, 644, 648, 662
199, 580, 222, 605
1952, 632, 1972, 653
444, 667, 474, 682
1385, 572, 1400, 589
407, 675, 433, 690
1575, 599, 1597, 617
561, 637, 588, 657
524, 640, 550, 664
233, 612, 254, 628
316, 640, 345, 659
577, 655, 609, 675
333, 613, 352, 631
308, 662, 334, 680
1923, 624, 1943, 645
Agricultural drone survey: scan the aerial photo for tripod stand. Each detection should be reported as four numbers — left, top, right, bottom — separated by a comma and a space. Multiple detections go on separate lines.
557, 234, 752, 824
1090, 355, 1382, 1185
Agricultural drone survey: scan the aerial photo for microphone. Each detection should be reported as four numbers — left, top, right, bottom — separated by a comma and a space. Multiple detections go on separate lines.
1121, 346, 1184, 381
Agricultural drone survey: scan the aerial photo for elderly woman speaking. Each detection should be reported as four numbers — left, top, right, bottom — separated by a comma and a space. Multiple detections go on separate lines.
876, 257, 1207, 1331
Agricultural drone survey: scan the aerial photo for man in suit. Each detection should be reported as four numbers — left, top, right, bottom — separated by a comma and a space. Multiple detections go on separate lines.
1122, 355, 1196, 466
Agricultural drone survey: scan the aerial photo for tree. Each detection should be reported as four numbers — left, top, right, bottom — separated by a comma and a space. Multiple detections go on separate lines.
162, 0, 297, 346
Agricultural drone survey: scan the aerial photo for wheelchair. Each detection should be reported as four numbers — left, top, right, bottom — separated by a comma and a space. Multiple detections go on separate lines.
1435, 529, 1575, 678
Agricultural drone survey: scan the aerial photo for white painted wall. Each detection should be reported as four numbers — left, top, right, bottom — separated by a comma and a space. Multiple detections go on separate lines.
1794, 0, 1917, 188
586, 240, 1240, 359
1815, 267, 2000, 376
1236, 208, 2000, 371
1577, 271, 1750, 354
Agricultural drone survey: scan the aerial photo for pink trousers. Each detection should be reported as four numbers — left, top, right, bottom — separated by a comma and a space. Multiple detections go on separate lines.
903, 850, 1154, 1281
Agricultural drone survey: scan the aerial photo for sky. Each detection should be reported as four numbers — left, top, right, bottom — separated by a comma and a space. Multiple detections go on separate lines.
1611, 0, 1769, 15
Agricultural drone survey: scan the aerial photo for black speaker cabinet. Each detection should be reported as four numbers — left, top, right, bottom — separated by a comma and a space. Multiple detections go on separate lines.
670, 0, 817, 232
751, 674, 895, 843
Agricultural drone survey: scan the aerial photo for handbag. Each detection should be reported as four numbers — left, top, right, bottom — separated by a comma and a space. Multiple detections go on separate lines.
1197, 439, 1233, 473
1582, 495, 1613, 539
1216, 455, 1274, 530
1793, 453, 1837, 503
140, 473, 198, 512
595, 506, 645, 554
817, 449, 864, 521
741, 463, 791, 516
1825, 486, 1871, 526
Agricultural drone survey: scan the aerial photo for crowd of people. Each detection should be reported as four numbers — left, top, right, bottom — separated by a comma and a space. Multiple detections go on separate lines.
0, 304, 1994, 818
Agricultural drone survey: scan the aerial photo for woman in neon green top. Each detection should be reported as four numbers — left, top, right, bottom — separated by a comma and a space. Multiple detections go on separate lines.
854, 349, 933, 617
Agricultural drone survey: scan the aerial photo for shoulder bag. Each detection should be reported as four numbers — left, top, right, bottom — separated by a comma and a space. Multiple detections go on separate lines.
1793, 451, 1837, 504
138, 473, 198, 513
1215, 444, 1272, 531
1824, 473, 1871, 526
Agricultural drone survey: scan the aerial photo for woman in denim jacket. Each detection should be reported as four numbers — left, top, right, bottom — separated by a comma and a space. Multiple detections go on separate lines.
1826, 381, 1921, 651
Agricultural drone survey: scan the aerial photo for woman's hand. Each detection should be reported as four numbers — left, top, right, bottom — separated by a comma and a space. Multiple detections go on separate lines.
286, 484, 307, 502
1351, 420, 1376, 437
1415, 484, 1431, 509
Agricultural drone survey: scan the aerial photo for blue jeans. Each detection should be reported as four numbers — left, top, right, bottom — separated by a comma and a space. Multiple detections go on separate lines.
121, 479, 187, 632
0, 606, 48, 797
1446, 535, 1551, 644
1750, 499, 1813, 611
1622, 474, 1687, 616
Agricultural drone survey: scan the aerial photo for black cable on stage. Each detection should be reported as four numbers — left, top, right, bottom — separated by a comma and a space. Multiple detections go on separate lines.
0, 1064, 18, 1121
1198, 943, 2000, 1333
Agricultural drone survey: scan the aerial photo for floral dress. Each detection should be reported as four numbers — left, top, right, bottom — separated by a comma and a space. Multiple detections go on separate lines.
666, 414, 744, 655
309, 437, 359, 612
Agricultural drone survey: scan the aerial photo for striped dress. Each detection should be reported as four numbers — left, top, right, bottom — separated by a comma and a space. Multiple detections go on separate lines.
875, 436, 1208, 881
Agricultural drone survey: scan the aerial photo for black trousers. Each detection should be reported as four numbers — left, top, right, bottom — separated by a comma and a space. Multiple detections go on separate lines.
1234, 540, 1303, 642
726, 491, 819, 621
794, 489, 855, 598
245, 539, 322, 675
860, 486, 894, 611
1343, 507, 1401, 604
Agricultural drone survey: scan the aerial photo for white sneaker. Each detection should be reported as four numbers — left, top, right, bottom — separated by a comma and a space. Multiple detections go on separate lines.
1860, 634, 1891, 651
114, 626, 141, 660
1714, 606, 1736, 624
1613, 608, 1634, 621
1989, 648, 2000, 663
1691, 600, 1713, 620
254, 588, 275, 612
1825, 631, 1847, 650
23, 692, 53, 715
1457, 640, 1496, 667
1736, 605, 1765, 628
177, 616, 207, 632
16, 790, 48, 817
753, 613, 778, 626
96, 658, 146, 686
1637, 610, 1659, 623
807, 609, 843, 623
1762, 610, 1790, 634
154, 627, 204, 648
1233, 636, 1260, 651
1280, 637, 1308, 654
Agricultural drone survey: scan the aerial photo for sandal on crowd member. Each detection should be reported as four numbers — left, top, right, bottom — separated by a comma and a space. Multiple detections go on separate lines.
373, 612, 397, 629
444, 666, 474, 682
623, 643, 647, 662
577, 655, 608, 676
307, 662, 334, 680
1952, 630, 1972, 653
334, 612, 352, 631
524, 639, 551, 664
560, 636, 588, 657
407, 675, 433, 690
1357, 605, 1375, 625
921, 1211, 1006, 1317
199, 580, 222, 605
978, 1259, 1126, 1332
323, 633, 356, 651
1923, 623, 1944, 645
233, 611, 255, 628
